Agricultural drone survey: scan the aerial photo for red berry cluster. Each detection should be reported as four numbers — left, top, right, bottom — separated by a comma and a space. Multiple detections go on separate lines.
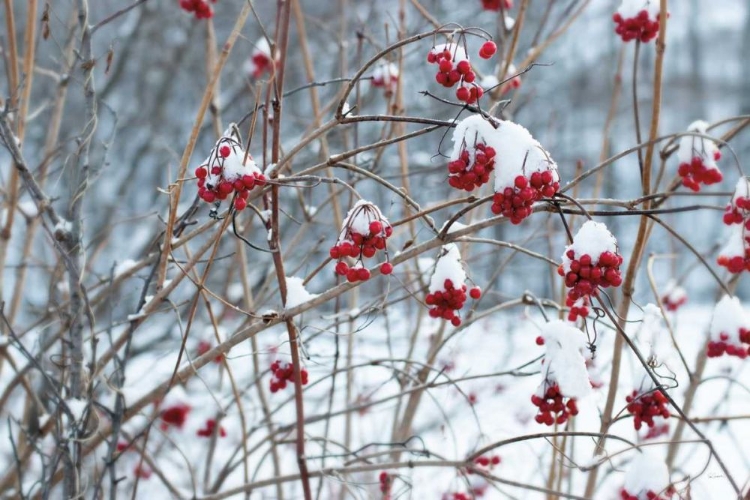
427, 45, 487, 104
197, 418, 227, 438
196, 340, 224, 363
644, 422, 670, 440
472, 455, 501, 471
269, 361, 309, 393
491, 171, 559, 224
426, 280, 481, 327
448, 143, 496, 191
625, 389, 670, 431
195, 139, 266, 211
134, 464, 153, 479
707, 329, 750, 359
331, 207, 393, 282
531, 383, 579, 426
662, 292, 687, 312
481, 0, 513, 11
378, 471, 392, 499
717, 250, 750, 273
478, 41, 497, 59
613, 9, 660, 43
500, 75, 522, 95
678, 152, 722, 192
619, 488, 672, 500
159, 403, 191, 431
179, 0, 216, 19
559, 250, 623, 321
248, 53, 273, 79
723, 183, 750, 229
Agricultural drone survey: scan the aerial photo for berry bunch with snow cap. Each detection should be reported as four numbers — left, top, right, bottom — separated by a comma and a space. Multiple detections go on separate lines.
706, 295, 750, 359
179, 0, 216, 19
245, 38, 276, 80
425, 244, 481, 327
625, 385, 670, 431
677, 120, 722, 192
195, 126, 266, 211
722, 178, 750, 228
613, 0, 662, 43
717, 223, 750, 274
371, 62, 399, 95
447, 115, 497, 192
558, 221, 623, 322
661, 280, 687, 312
481, 0, 512, 11
330, 200, 393, 282
531, 321, 590, 426
269, 360, 309, 393
620, 452, 673, 500
489, 120, 559, 224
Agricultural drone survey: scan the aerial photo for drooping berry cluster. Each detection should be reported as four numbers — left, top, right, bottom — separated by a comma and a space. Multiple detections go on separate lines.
426, 279, 481, 327
448, 142, 496, 192
159, 403, 191, 431
559, 221, 623, 322
661, 281, 687, 312
626, 389, 670, 431
531, 383, 579, 426
372, 63, 400, 95
723, 179, 750, 228
491, 171, 559, 224
245, 38, 276, 79
427, 43, 487, 104
707, 296, 750, 359
677, 120, 722, 192
195, 134, 266, 211
613, 9, 661, 43
197, 419, 227, 438
179, 0, 216, 19
378, 472, 392, 499
269, 360, 309, 393
331, 201, 393, 282
481, 0, 512, 11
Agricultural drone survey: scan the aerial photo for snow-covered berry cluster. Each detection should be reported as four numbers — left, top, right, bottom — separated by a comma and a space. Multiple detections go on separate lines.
269, 360, 309, 393
722, 178, 750, 228
481, 0, 512, 11
661, 281, 687, 312
558, 221, 623, 322
378, 471, 392, 499
620, 452, 673, 500
677, 120, 722, 192
197, 418, 227, 438
426, 245, 481, 327
195, 133, 266, 211
626, 388, 670, 431
490, 121, 559, 224
179, 0, 216, 19
448, 141, 496, 192
245, 38, 276, 80
331, 201, 393, 282
159, 403, 191, 431
706, 295, 750, 359
613, 1, 661, 43
427, 43, 487, 104
532, 321, 591, 426
372, 62, 399, 95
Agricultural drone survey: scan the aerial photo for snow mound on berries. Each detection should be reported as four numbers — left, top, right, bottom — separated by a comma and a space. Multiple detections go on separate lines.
719, 224, 746, 261
663, 280, 686, 304
623, 451, 670, 497
372, 63, 399, 86
429, 244, 466, 293
285, 277, 317, 309
710, 295, 748, 341
450, 115, 557, 189
222, 150, 261, 182
339, 200, 388, 240
617, 0, 660, 19
431, 43, 468, 63
539, 320, 591, 398
677, 120, 719, 168
732, 177, 750, 204
561, 220, 617, 272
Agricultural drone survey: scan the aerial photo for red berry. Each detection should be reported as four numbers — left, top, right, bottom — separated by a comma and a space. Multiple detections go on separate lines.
380, 262, 394, 275
479, 41, 497, 59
